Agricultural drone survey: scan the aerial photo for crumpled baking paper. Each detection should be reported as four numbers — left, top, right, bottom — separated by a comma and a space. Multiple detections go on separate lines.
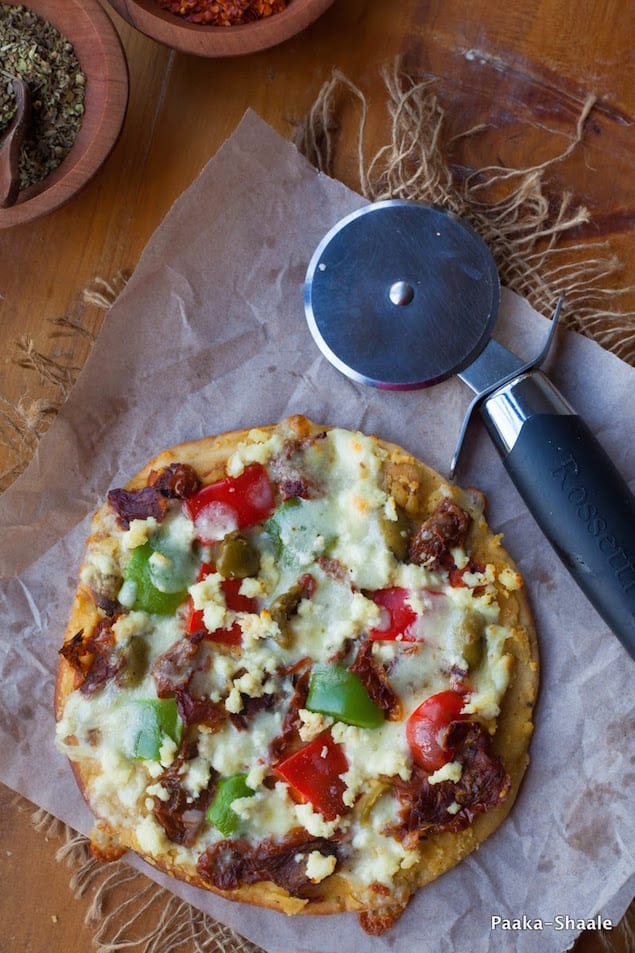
0, 110, 633, 953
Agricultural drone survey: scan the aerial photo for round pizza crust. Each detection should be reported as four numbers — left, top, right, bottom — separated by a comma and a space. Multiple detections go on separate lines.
55, 415, 539, 930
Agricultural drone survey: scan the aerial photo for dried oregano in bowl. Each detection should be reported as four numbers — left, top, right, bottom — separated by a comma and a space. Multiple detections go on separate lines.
0, 4, 85, 192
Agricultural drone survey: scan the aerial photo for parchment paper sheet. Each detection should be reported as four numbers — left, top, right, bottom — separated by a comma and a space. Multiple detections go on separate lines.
1, 111, 633, 953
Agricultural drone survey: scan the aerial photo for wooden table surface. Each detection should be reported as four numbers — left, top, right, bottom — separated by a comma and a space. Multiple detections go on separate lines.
0, 1, 633, 950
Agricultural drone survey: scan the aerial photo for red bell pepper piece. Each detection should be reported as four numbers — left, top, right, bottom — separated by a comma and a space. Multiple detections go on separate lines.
275, 731, 348, 820
183, 463, 275, 543
406, 690, 468, 772
188, 563, 257, 645
368, 587, 418, 641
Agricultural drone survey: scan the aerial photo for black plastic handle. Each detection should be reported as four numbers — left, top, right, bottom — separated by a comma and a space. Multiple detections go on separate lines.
503, 412, 635, 658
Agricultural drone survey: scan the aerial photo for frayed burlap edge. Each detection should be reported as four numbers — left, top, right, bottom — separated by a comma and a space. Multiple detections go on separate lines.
5, 64, 633, 951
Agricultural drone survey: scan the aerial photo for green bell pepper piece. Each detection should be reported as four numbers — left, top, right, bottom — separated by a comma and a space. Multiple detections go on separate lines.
206, 773, 254, 836
306, 663, 384, 729
264, 498, 335, 569
129, 698, 183, 761
123, 541, 189, 615
264, 498, 301, 561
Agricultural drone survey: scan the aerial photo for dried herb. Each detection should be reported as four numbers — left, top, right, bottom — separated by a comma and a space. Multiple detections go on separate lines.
156, 0, 289, 26
0, 4, 85, 192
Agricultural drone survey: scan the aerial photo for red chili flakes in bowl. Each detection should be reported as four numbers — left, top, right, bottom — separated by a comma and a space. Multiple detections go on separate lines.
156, 0, 289, 24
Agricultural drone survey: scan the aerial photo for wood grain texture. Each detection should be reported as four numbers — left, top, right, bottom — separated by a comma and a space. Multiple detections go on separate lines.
0, 0, 632, 948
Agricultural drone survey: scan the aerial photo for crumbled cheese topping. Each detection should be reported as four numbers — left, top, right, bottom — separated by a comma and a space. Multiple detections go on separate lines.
499, 566, 522, 591
190, 571, 224, 612
112, 611, 150, 643
226, 430, 285, 477
428, 760, 462, 785
332, 721, 412, 807
159, 736, 178, 767
239, 610, 281, 647
349, 824, 415, 886
294, 802, 343, 839
298, 709, 333, 742
123, 517, 158, 550
305, 850, 337, 883
136, 815, 170, 855
180, 757, 212, 801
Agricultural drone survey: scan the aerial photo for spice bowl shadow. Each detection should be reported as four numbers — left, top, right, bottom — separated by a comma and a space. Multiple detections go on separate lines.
0, 0, 129, 229
104, 0, 335, 57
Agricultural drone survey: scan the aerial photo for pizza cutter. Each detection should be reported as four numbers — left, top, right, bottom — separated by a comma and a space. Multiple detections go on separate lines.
304, 199, 635, 659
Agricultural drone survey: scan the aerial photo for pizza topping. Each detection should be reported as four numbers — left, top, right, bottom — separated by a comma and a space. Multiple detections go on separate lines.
206, 773, 255, 836
358, 894, 411, 938
108, 464, 200, 530
408, 497, 470, 568
265, 496, 335, 571
331, 720, 412, 808
394, 720, 511, 845
187, 562, 258, 644
305, 849, 338, 883
448, 560, 486, 588
127, 698, 183, 761
268, 435, 324, 501
405, 689, 467, 772
174, 685, 228, 730
184, 463, 275, 543
457, 609, 486, 672
228, 691, 277, 730
275, 731, 349, 821
349, 640, 401, 720
368, 587, 418, 642
79, 542, 124, 611
149, 462, 201, 499
268, 573, 315, 647
305, 662, 385, 730
151, 632, 202, 697
120, 528, 197, 615
460, 623, 513, 719
121, 542, 187, 615
446, 720, 510, 808
152, 743, 216, 846
269, 665, 311, 760
196, 830, 340, 898
108, 485, 169, 529
59, 628, 94, 678
58, 618, 126, 696
216, 531, 260, 578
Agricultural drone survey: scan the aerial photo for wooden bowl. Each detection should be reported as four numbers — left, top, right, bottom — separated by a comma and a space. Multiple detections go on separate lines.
105, 0, 335, 57
0, 0, 129, 229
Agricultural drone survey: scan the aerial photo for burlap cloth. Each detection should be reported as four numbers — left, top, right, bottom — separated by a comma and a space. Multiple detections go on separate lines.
3, 68, 634, 952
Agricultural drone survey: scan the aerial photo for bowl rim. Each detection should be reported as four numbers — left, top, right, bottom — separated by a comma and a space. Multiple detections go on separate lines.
0, 0, 129, 229
105, 0, 335, 56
